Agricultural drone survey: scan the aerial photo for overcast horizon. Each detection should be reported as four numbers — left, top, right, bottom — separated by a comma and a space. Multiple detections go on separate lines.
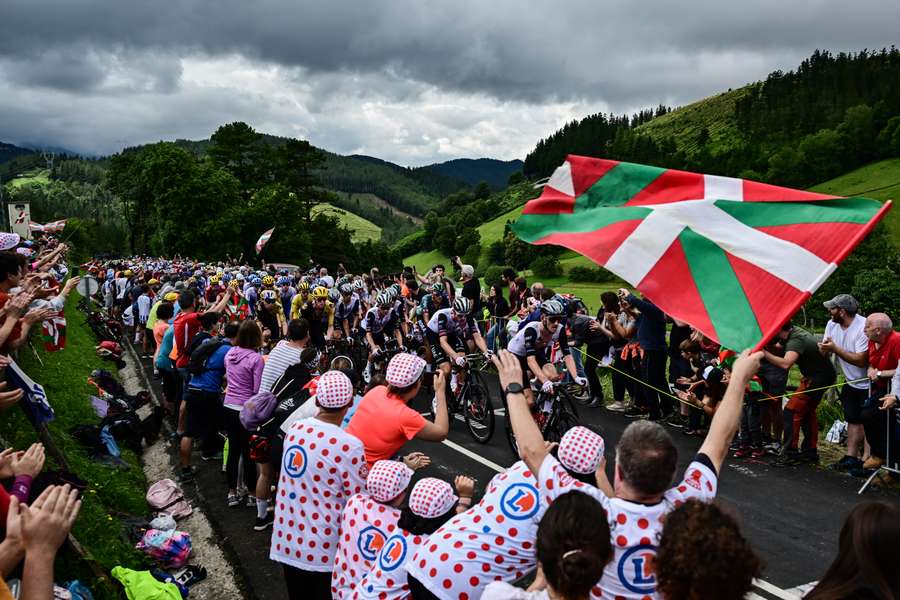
1, 1, 898, 167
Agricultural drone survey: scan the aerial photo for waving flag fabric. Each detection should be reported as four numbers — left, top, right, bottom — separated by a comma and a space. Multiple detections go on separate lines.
255, 227, 275, 254
512, 156, 891, 350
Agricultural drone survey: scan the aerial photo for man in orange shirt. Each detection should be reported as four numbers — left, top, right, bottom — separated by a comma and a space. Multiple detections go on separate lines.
347, 353, 449, 468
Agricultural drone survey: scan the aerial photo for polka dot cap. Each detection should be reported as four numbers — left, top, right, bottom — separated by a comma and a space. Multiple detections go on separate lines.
408, 477, 457, 519
366, 460, 413, 503
385, 353, 426, 387
0, 233, 20, 251
558, 426, 605, 475
315, 370, 354, 408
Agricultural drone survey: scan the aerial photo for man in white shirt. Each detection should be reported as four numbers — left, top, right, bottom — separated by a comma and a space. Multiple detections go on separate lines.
818, 294, 870, 471
496, 348, 760, 600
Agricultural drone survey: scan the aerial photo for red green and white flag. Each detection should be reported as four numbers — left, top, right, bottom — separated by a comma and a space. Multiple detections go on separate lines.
255, 227, 275, 254
513, 155, 891, 350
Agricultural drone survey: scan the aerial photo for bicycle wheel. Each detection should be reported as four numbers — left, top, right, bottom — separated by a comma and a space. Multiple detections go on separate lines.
546, 392, 581, 443
463, 371, 495, 443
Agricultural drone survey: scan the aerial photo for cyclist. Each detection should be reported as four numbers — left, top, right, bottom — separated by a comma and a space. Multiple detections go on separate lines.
507, 298, 586, 403
425, 297, 491, 398
334, 282, 362, 340
361, 292, 405, 382
290, 280, 311, 320
418, 282, 449, 325
300, 286, 335, 350
278, 276, 295, 322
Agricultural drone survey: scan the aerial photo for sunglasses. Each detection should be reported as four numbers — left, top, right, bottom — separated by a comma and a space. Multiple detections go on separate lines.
547, 316, 563, 324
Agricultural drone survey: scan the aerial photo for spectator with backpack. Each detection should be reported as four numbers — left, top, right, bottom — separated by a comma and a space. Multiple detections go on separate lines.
259, 319, 310, 393
224, 320, 265, 511
177, 319, 238, 483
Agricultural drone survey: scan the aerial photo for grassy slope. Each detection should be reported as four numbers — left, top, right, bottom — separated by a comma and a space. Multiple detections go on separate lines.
635, 86, 752, 153
311, 202, 382, 242
809, 157, 900, 241
1, 294, 148, 598
5, 168, 50, 189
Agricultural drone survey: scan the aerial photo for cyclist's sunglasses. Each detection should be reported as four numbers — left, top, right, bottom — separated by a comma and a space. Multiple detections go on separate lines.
546, 316, 563, 324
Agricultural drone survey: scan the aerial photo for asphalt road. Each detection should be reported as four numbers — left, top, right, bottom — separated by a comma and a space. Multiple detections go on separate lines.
137, 355, 899, 600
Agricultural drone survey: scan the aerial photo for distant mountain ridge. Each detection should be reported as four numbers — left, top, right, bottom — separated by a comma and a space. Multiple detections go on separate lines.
419, 158, 523, 189
0, 141, 34, 165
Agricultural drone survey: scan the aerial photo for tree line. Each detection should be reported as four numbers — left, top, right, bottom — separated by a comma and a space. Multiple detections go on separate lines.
523, 48, 900, 191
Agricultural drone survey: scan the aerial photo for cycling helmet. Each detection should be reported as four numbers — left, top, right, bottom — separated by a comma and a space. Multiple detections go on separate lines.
124, 269, 133, 277
277, 276, 291, 286
328, 288, 341, 302
236, 273, 245, 281
352, 279, 366, 291
431, 283, 444, 294
260, 289, 278, 303
229, 280, 240, 289
385, 287, 399, 300
376, 293, 393, 308
262, 275, 274, 286
222, 273, 232, 283
453, 297, 471, 315
540, 299, 565, 317
311, 287, 329, 300
390, 283, 401, 294
148, 278, 159, 285
338, 283, 353, 295
297, 281, 310, 291
187, 277, 197, 285
209, 275, 220, 284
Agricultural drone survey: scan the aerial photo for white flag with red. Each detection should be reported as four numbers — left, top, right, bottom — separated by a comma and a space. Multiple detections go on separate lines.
256, 227, 275, 254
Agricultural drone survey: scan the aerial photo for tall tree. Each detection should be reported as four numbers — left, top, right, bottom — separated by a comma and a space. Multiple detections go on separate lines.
271, 139, 326, 221
207, 122, 265, 199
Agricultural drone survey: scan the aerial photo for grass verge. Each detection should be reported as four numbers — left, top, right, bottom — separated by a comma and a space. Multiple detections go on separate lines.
0, 293, 148, 598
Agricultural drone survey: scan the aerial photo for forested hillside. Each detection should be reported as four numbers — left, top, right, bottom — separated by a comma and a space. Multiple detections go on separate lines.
0, 141, 32, 165
417, 158, 524, 189
525, 48, 900, 192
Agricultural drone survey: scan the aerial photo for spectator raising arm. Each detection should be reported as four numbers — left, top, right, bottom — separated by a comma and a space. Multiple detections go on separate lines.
493, 350, 550, 476
699, 350, 764, 473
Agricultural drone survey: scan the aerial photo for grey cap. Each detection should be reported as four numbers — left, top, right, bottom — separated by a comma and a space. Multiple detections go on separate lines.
823, 294, 859, 313
460, 264, 475, 278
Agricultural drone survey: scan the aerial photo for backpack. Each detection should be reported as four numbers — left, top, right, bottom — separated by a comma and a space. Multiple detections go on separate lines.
146, 479, 192, 519
240, 390, 278, 430
186, 338, 223, 375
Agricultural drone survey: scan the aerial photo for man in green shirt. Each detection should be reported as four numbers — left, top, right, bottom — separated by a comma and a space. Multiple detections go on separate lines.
763, 323, 836, 465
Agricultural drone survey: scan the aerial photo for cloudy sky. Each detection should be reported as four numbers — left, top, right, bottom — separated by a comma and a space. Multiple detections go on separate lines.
1, 1, 898, 166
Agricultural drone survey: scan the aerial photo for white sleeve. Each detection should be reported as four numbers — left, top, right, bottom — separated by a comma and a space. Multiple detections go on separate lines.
278, 397, 320, 433
536, 455, 610, 510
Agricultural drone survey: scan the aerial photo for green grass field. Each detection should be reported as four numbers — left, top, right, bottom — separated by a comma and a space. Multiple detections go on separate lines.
1, 294, 149, 598
311, 202, 382, 242
5, 168, 50, 189
809, 157, 900, 241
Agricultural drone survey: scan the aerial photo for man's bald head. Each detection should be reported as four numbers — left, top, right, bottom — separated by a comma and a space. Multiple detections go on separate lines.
865, 313, 893, 343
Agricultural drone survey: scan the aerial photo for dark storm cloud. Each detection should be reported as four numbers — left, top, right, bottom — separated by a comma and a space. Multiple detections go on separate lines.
3, 0, 898, 102
0, 0, 898, 161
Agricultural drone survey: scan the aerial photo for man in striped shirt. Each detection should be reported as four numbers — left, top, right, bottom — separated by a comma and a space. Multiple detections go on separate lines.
260, 319, 311, 393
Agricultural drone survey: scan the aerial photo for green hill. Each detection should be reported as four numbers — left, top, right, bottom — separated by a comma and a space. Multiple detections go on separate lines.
311, 203, 382, 242
809, 158, 900, 240
5, 168, 50, 189
634, 87, 751, 154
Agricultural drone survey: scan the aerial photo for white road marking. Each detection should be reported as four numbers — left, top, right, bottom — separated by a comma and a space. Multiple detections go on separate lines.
753, 578, 802, 600
440, 439, 504, 473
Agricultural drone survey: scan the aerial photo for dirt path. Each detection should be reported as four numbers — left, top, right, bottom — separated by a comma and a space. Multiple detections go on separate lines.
120, 342, 244, 600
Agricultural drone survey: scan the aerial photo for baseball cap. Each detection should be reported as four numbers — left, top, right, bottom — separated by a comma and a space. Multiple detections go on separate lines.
366, 460, 413, 503
0, 233, 21, 251
823, 294, 859, 314
408, 478, 458, 519
558, 426, 605, 475
385, 353, 426, 387
315, 370, 354, 409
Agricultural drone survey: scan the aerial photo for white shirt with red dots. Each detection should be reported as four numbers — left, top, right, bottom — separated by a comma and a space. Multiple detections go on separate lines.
537, 452, 718, 600
269, 419, 367, 572
353, 528, 427, 599
405, 461, 544, 600
332, 493, 402, 599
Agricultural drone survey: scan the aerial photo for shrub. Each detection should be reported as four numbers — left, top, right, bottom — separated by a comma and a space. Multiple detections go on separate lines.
532, 255, 562, 278
484, 265, 515, 289
392, 229, 426, 257
569, 265, 618, 283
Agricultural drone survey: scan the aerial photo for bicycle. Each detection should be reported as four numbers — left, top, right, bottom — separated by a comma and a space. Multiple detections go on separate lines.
445, 353, 496, 444
501, 380, 581, 459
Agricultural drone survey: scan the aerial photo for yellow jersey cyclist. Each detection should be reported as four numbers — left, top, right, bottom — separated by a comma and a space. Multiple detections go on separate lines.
300, 286, 335, 350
